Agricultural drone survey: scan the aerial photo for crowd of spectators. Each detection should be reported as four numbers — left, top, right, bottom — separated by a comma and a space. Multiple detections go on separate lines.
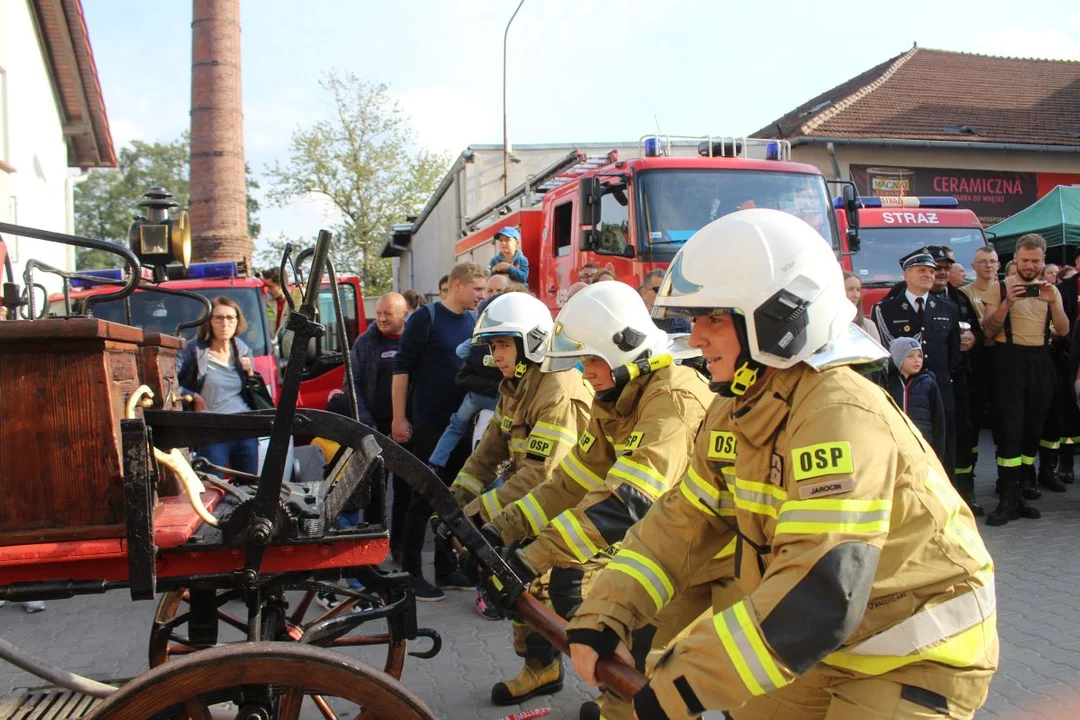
854, 235, 1078, 527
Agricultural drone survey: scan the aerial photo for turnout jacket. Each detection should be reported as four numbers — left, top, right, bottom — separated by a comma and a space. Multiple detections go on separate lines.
450, 365, 593, 521
567, 364, 998, 718
489, 364, 713, 575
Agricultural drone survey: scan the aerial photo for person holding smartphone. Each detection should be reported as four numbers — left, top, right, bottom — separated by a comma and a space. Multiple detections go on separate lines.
977, 233, 1070, 526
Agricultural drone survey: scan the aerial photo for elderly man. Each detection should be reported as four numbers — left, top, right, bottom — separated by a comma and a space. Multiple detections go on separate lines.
348, 293, 411, 550
486, 273, 511, 299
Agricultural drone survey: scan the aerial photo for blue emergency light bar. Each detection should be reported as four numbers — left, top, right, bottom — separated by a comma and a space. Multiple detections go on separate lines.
70, 268, 123, 289
186, 261, 239, 280
833, 196, 961, 209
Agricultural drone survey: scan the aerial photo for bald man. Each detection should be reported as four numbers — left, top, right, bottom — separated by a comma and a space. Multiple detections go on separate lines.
343, 292, 411, 559
486, 273, 511, 298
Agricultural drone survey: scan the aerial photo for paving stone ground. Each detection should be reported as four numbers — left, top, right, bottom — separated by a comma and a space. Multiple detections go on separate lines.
2, 430, 1080, 719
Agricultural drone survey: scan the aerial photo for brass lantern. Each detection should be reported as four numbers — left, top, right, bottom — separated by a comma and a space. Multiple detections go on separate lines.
128, 187, 192, 272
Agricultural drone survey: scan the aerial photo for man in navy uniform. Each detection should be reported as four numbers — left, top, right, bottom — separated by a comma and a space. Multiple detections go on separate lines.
873, 250, 962, 488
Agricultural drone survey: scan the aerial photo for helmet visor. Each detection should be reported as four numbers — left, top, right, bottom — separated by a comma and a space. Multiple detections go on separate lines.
652, 252, 741, 320
541, 320, 589, 372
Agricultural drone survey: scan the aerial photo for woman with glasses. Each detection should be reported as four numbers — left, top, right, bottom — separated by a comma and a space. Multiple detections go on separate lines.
177, 295, 259, 477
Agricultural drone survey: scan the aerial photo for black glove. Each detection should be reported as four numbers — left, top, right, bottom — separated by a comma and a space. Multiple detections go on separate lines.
480, 522, 505, 551
502, 542, 537, 586
429, 515, 453, 546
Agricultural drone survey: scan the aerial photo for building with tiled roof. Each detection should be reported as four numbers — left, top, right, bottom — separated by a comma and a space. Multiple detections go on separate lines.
1, 0, 116, 291
755, 46, 1080, 238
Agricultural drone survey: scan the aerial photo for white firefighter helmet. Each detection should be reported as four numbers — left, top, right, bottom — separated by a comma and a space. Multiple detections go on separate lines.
542, 281, 669, 372
472, 292, 554, 364
653, 208, 855, 372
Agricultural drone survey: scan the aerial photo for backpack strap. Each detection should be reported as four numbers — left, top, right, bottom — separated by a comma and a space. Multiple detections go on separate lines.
999, 280, 1012, 345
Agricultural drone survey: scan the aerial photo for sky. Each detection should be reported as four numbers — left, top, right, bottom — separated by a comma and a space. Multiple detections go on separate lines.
81, 0, 1080, 257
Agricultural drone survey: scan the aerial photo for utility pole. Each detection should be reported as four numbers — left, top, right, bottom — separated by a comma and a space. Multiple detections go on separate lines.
502, 0, 526, 196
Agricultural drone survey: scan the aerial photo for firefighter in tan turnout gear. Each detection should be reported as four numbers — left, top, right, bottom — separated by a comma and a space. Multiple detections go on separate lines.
482, 282, 714, 719
568, 209, 998, 719
448, 292, 593, 522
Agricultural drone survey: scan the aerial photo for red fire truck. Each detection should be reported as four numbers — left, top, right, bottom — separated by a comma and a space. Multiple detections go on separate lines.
51, 260, 366, 409
454, 136, 850, 312
833, 196, 989, 313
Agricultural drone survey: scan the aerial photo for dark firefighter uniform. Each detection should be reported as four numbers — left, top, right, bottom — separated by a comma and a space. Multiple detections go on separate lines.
449, 364, 593, 520
567, 363, 998, 719
1060, 272, 1080, 484
488, 361, 714, 718
972, 277, 1065, 521
938, 281, 985, 513
872, 288, 961, 479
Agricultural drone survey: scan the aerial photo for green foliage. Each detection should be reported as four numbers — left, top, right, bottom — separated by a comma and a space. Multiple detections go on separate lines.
264, 71, 450, 294
73, 134, 262, 269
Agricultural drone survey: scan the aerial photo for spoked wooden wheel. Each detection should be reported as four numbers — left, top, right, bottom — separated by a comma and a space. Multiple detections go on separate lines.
150, 585, 408, 693
88, 642, 436, 720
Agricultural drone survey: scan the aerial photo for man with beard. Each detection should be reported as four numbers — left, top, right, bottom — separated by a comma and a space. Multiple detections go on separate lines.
975, 234, 1070, 526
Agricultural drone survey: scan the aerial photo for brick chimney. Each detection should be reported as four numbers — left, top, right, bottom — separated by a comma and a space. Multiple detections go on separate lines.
189, 0, 250, 264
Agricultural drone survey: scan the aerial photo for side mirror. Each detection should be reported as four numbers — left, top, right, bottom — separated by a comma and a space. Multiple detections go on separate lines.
841, 184, 860, 252
622, 244, 636, 259
578, 176, 602, 227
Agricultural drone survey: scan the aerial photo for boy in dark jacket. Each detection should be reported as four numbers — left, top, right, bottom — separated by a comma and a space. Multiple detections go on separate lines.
888, 337, 948, 466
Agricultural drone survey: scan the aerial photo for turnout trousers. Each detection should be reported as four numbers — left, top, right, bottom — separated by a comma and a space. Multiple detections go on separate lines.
992, 344, 1055, 491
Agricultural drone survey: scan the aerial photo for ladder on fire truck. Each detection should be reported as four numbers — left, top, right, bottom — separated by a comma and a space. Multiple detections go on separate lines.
461, 149, 619, 235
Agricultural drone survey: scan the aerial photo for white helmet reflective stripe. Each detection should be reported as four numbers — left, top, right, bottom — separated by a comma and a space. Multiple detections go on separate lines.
653, 208, 855, 369
472, 292, 554, 364
542, 281, 669, 372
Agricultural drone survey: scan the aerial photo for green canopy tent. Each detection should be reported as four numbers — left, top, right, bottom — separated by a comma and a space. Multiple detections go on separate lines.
988, 186, 1080, 256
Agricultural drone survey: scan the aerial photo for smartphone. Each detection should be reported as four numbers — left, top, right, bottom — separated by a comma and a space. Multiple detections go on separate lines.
1021, 283, 1042, 298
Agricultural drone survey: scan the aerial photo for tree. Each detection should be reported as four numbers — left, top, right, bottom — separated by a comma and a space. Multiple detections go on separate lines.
264, 71, 450, 294
74, 134, 262, 268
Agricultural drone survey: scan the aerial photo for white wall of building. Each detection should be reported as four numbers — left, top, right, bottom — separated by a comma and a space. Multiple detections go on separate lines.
0, 0, 78, 300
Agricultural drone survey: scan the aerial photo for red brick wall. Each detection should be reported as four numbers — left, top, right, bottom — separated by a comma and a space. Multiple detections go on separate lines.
189, 0, 250, 264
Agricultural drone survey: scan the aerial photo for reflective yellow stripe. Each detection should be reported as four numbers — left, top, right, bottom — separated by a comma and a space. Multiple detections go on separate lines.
608, 457, 667, 499
514, 494, 548, 535
452, 472, 484, 497
681, 466, 735, 516
996, 456, 1021, 467
1020, 454, 1036, 466
609, 549, 675, 612
509, 437, 528, 454
826, 574, 996, 675
481, 489, 502, 518
550, 511, 600, 563
775, 498, 891, 536
1039, 439, 1060, 450
712, 601, 787, 696
492, 411, 504, 428
732, 478, 787, 518
713, 536, 737, 559
560, 452, 604, 491
531, 421, 577, 447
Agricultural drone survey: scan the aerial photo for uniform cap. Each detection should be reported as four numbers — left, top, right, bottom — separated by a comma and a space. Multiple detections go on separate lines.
900, 251, 937, 271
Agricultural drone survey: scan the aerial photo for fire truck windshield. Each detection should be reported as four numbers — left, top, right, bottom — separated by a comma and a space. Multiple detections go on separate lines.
637, 169, 836, 260
851, 227, 987, 288
59, 286, 269, 355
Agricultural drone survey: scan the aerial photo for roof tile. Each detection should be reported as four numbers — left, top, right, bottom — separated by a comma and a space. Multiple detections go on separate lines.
754, 47, 1080, 147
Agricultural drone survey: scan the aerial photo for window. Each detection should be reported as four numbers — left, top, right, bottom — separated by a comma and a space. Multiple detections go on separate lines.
597, 187, 631, 255
553, 201, 573, 257
80, 286, 270, 356
317, 283, 358, 353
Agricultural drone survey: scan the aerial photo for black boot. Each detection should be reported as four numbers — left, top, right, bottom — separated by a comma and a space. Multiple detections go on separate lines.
1058, 444, 1075, 484
987, 471, 1020, 527
1021, 464, 1042, 500
955, 474, 984, 517
1039, 448, 1067, 492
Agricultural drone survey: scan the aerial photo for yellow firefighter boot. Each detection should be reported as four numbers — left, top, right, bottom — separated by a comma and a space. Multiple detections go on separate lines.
490, 657, 564, 706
